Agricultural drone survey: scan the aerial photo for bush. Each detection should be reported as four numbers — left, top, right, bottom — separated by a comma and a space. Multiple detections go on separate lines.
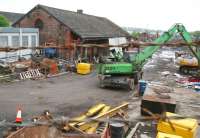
0, 16, 10, 27
132, 32, 140, 40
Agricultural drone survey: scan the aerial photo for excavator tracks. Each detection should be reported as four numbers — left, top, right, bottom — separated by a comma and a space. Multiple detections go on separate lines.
179, 66, 199, 75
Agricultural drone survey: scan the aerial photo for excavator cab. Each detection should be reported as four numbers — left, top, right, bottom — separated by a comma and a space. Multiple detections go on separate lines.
123, 50, 138, 63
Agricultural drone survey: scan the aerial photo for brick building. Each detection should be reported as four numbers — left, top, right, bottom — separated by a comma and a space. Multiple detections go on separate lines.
13, 4, 130, 60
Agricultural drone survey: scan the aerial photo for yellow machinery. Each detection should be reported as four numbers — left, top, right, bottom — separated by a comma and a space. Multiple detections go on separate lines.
77, 63, 91, 75
176, 53, 200, 75
157, 112, 198, 138
157, 132, 183, 138
176, 57, 198, 67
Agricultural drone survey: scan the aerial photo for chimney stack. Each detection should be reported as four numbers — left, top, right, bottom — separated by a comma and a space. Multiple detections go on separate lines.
77, 9, 83, 14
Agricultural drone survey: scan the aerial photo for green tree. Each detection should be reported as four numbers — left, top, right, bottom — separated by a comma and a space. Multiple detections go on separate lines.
0, 16, 9, 27
132, 32, 140, 40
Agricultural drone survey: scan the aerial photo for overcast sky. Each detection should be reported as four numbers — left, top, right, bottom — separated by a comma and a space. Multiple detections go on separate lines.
0, 0, 199, 31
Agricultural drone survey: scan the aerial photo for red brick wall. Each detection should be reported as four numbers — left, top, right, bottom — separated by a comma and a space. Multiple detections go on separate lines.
13, 8, 71, 46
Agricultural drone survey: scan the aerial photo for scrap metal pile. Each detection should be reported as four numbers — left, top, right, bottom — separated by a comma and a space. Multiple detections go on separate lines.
4, 99, 199, 138
62, 102, 128, 135
0, 57, 77, 83
4, 102, 130, 138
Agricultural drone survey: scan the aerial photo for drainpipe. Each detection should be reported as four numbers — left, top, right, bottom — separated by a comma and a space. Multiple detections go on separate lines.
19, 28, 23, 60
19, 28, 22, 47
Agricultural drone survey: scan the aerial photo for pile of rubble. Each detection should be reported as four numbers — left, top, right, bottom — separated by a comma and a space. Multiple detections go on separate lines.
4, 103, 129, 138
0, 57, 78, 83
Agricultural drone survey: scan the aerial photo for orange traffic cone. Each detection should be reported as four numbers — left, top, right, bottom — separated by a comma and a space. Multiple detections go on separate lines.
15, 107, 22, 123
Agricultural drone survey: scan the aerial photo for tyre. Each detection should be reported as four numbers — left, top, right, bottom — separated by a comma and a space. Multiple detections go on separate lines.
134, 73, 139, 85
99, 79, 105, 88
179, 66, 188, 74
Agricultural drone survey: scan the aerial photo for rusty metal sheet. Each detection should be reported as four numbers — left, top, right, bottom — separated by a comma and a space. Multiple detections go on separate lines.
142, 95, 176, 104
7, 126, 102, 138
141, 95, 176, 116
7, 125, 50, 138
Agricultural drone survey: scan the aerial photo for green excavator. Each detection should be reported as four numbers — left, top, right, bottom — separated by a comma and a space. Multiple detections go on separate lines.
98, 23, 200, 89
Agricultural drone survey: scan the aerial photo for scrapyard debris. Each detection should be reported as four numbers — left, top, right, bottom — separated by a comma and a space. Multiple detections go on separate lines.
141, 95, 176, 116
0, 65, 12, 75
161, 71, 171, 76
19, 69, 43, 80
3, 111, 61, 138
149, 84, 173, 94
5, 102, 129, 138
0, 57, 80, 83
157, 112, 198, 138
176, 76, 200, 92
3, 103, 200, 138
14, 64, 28, 73
64, 102, 129, 135
157, 132, 182, 138
173, 73, 184, 79
126, 122, 143, 138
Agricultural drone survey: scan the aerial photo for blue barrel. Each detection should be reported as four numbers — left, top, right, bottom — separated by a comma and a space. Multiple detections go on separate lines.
139, 80, 147, 96
44, 48, 56, 58
193, 82, 200, 92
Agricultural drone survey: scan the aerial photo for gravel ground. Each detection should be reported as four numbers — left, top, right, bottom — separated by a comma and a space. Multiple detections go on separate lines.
0, 72, 132, 120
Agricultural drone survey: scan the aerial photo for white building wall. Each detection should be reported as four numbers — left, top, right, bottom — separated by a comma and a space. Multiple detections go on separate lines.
0, 31, 39, 63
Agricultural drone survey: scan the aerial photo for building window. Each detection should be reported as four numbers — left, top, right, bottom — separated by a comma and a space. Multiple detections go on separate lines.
31, 35, 36, 47
34, 19, 44, 30
22, 36, 28, 46
0, 36, 8, 47
12, 36, 20, 47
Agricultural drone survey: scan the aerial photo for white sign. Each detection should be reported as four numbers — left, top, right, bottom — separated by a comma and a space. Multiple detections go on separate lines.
109, 37, 127, 46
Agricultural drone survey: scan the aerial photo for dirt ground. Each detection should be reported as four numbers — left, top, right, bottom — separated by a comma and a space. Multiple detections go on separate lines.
0, 47, 200, 137
0, 73, 131, 120
0, 72, 132, 137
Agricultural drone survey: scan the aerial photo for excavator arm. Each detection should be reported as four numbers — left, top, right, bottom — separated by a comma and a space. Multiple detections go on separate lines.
178, 25, 200, 68
132, 23, 198, 70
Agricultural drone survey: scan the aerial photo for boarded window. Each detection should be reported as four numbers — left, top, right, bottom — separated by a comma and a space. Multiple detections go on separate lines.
12, 36, 20, 47
34, 19, 44, 30
22, 36, 28, 46
0, 36, 8, 47
31, 35, 36, 47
